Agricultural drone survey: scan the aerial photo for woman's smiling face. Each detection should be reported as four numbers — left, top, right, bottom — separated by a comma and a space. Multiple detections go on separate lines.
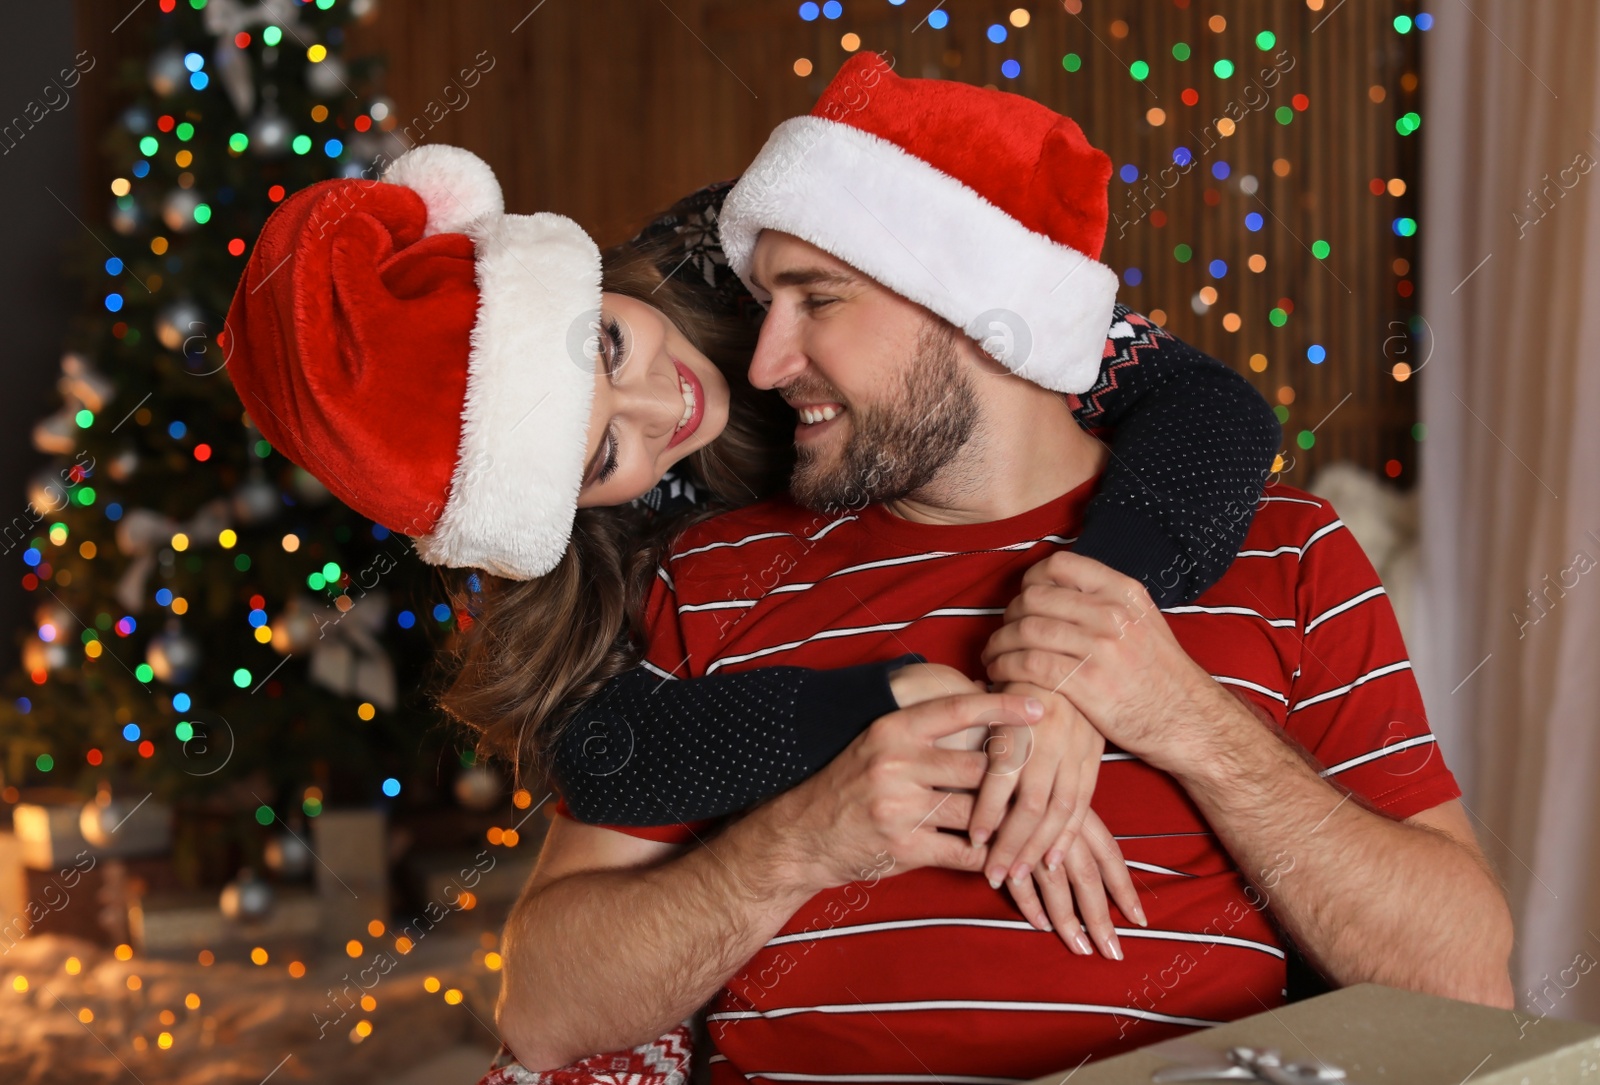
574, 292, 732, 508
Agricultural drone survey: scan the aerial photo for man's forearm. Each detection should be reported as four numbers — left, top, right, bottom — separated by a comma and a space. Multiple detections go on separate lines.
497, 812, 817, 1068
1166, 703, 1513, 1006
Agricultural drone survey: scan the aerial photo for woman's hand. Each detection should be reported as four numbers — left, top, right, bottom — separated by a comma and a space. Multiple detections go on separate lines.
1007, 807, 1146, 958
889, 662, 983, 707
893, 663, 992, 756
967, 682, 1104, 895
889, 660, 1145, 958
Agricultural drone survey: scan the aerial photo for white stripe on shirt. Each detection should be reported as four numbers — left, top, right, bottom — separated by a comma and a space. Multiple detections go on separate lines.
672, 516, 859, 561
706, 999, 1224, 1030
763, 919, 1282, 959
765, 917, 1038, 946
1298, 519, 1344, 555
1213, 675, 1289, 705
1320, 733, 1437, 778
743, 535, 1081, 602
1165, 604, 1296, 628
1304, 586, 1387, 634
1289, 661, 1413, 714
1235, 543, 1302, 558
705, 608, 1006, 674
1117, 926, 1286, 958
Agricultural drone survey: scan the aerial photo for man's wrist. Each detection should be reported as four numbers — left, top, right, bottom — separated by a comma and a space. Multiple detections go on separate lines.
717, 789, 828, 907
1146, 682, 1268, 785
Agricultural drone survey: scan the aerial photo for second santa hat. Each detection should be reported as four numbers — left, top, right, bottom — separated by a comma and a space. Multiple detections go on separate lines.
222, 145, 599, 580
720, 53, 1119, 394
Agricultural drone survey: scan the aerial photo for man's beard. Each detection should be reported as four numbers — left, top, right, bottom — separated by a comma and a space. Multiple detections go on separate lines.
789, 319, 979, 513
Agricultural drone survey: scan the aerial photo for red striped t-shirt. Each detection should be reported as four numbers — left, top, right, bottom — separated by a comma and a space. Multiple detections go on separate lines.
573, 475, 1460, 1082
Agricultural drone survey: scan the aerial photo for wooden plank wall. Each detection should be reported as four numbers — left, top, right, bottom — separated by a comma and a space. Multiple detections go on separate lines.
346, 0, 1425, 482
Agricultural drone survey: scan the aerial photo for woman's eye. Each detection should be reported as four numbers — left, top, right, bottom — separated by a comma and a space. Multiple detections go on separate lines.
804, 296, 837, 311
598, 428, 620, 483
604, 318, 626, 377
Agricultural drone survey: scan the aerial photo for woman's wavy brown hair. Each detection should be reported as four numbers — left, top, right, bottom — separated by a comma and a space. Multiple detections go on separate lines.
433, 229, 794, 787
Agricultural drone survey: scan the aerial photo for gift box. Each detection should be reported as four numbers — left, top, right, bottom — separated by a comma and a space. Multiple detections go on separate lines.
11, 797, 172, 869
11, 802, 96, 871
129, 888, 324, 959
311, 808, 390, 946
1034, 983, 1600, 1084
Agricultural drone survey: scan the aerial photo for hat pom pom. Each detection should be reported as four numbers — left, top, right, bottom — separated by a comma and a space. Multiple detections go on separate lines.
383, 145, 505, 237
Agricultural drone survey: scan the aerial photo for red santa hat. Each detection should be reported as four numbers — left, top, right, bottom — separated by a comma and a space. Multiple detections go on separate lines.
222, 144, 600, 580
720, 53, 1118, 394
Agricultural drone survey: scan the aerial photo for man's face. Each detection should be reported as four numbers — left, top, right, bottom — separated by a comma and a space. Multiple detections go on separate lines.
746, 231, 980, 511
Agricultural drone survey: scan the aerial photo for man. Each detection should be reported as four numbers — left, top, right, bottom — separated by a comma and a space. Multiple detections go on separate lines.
495, 56, 1513, 1077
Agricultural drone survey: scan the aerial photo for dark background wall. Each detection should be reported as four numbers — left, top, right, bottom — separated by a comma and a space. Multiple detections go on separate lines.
343, 0, 1423, 481
7, 0, 1422, 649
0, 5, 85, 657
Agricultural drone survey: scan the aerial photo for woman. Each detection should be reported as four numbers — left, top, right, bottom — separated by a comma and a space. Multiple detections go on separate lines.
225, 135, 1278, 961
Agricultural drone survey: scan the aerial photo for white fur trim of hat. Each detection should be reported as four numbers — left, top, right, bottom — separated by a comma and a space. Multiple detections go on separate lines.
720, 118, 1119, 395
385, 145, 601, 580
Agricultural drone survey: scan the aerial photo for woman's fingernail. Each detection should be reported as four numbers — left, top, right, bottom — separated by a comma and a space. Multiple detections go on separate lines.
1044, 850, 1062, 872
1036, 914, 1053, 932
1134, 904, 1149, 928
1011, 864, 1030, 883
1023, 697, 1045, 718
1071, 929, 1093, 955
971, 829, 990, 847
1108, 934, 1124, 961
987, 867, 1005, 890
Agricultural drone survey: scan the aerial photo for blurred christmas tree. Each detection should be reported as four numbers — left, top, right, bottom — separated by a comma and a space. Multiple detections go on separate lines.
0, 0, 453, 854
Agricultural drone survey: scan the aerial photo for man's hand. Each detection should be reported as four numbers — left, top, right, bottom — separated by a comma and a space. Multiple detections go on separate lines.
980, 551, 1238, 773
767, 691, 1045, 892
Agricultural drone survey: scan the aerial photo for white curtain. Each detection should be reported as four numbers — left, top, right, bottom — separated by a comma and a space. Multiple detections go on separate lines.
1415, 0, 1600, 1021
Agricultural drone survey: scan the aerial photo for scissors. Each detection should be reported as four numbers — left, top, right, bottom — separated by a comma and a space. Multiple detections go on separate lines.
1150, 1045, 1349, 1083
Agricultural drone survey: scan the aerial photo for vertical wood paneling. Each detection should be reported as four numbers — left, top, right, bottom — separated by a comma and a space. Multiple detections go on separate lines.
346, 0, 1421, 481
